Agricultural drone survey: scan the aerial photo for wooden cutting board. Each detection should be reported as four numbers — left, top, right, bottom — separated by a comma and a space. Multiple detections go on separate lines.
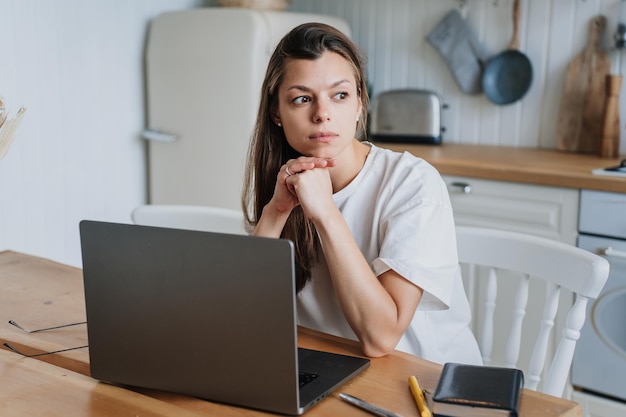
556, 15, 611, 153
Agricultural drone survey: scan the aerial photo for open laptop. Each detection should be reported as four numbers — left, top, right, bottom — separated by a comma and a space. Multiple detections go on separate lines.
79, 220, 369, 415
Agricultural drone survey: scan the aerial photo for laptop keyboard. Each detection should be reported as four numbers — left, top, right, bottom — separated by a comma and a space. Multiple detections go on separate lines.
298, 371, 319, 388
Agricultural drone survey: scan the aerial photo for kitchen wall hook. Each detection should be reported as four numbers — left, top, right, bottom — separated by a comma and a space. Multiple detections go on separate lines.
457, 0, 468, 18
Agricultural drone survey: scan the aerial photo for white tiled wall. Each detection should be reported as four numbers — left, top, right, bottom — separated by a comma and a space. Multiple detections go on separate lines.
1, 0, 625, 267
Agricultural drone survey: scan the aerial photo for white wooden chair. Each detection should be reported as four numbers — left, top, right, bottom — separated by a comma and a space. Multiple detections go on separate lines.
456, 226, 609, 398
131, 204, 247, 235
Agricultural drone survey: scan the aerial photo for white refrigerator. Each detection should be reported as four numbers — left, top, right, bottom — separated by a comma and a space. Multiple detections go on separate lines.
144, 8, 350, 210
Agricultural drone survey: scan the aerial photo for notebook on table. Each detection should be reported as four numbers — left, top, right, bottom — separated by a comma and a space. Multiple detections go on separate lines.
79, 220, 369, 415
432, 362, 524, 417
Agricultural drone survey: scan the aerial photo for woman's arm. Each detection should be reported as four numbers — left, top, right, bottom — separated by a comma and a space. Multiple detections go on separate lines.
291, 166, 422, 357
253, 201, 292, 238
314, 209, 423, 357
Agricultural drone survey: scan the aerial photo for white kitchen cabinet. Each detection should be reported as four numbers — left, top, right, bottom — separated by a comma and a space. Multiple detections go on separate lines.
444, 175, 579, 245
572, 390, 626, 417
444, 175, 580, 396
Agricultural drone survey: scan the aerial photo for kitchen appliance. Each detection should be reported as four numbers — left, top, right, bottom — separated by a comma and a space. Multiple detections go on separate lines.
572, 190, 626, 403
369, 89, 445, 144
143, 9, 350, 209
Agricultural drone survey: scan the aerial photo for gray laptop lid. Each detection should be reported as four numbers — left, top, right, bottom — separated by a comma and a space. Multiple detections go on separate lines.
79, 220, 369, 415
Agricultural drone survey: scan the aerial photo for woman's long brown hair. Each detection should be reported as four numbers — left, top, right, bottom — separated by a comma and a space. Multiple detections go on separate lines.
242, 22, 369, 292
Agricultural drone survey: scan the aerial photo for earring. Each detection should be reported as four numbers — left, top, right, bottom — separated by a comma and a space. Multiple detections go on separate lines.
277, 122, 282, 127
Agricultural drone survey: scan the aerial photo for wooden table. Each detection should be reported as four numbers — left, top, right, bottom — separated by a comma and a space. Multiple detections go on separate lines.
0, 250, 582, 416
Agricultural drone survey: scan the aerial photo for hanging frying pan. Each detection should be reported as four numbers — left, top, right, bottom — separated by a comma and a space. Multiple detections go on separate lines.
482, 0, 533, 105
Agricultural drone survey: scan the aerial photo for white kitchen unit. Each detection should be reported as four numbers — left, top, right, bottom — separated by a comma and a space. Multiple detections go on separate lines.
144, 9, 350, 210
444, 175, 580, 395
572, 390, 626, 417
444, 175, 579, 245
571, 190, 626, 416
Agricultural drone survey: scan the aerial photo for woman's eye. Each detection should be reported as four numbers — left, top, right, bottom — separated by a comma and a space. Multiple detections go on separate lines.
334, 91, 348, 100
293, 96, 311, 104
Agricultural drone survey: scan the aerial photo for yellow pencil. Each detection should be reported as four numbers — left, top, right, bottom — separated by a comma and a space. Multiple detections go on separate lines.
408, 375, 432, 417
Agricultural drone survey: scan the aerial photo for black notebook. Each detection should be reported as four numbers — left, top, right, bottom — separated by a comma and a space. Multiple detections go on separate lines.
432, 362, 524, 417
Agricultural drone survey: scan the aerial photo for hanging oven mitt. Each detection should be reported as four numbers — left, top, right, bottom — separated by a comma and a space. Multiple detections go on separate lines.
427, 9, 490, 94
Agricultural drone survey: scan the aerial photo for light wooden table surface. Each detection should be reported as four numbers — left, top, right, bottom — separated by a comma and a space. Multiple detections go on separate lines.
0, 250, 582, 416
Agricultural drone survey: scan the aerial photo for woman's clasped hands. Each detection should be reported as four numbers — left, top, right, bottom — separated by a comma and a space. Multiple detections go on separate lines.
277, 156, 337, 220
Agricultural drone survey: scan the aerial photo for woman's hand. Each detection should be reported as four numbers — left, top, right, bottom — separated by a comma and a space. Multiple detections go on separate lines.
280, 157, 335, 209
283, 157, 337, 221
253, 157, 335, 238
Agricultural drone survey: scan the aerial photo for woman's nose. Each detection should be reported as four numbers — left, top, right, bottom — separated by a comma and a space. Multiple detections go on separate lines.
313, 101, 331, 123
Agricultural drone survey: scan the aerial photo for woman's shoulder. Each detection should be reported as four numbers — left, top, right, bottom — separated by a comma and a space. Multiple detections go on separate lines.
365, 143, 450, 202
367, 142, 440, 176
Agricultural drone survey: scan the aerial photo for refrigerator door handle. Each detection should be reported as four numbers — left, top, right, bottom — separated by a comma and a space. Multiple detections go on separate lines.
141, 129, 177, 142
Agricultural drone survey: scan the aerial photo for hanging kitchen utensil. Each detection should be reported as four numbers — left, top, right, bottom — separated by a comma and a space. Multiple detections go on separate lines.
599, 74, 622, 157
556, 15, 611, 153
428, 8, 490, 94
482, 0, 533, 105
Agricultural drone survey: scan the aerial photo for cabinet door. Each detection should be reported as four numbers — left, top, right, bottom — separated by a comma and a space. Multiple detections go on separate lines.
445, 176, 580, 394
444, 175, 579, 245
572, 390, 626, 417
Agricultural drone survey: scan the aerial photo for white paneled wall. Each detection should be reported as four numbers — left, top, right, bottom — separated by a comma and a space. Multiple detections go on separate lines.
1, 0, 625, 268
0, 0, 207, 267
291, 0, 626, 151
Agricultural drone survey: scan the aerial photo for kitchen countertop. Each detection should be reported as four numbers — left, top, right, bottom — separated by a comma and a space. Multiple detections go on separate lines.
378, 142, 626, 193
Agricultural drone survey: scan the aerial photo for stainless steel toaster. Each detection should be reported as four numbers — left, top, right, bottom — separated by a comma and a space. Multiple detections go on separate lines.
369, 89, 444, 144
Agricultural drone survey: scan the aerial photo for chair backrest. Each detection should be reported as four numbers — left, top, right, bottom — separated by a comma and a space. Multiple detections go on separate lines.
131, 205, 247, 235
456, 226, 609, 398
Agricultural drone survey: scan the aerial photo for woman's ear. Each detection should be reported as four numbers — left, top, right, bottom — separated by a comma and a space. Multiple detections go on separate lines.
356, 102, 363, 122
272, 112, 282, 127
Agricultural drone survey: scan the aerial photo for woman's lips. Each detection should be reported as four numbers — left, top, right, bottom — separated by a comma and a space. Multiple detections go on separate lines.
309, 132, 338, 142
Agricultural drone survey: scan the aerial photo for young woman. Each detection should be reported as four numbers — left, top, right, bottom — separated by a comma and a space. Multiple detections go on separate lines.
242, 22, 481, 365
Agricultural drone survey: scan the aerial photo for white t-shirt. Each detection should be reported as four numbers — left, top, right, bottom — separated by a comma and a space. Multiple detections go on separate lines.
296, 143, 482, 365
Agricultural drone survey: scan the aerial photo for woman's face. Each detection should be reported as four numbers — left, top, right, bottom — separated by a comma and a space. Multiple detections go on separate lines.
274, 51, 362, 160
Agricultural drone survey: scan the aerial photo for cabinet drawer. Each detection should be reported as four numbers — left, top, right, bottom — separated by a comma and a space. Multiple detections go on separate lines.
444, 176, 579, 245
579, 190, 626, 239
572, 390, 626, 417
